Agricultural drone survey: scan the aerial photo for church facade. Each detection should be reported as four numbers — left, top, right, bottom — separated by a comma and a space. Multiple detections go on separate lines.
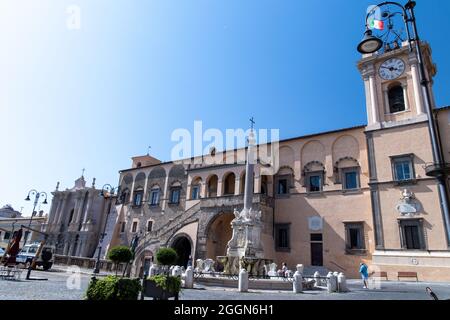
42, 176, 111, 258
106, 41, 450, 281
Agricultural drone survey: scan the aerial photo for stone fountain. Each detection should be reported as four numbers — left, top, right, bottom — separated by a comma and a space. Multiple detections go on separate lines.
217, 128, 272, 276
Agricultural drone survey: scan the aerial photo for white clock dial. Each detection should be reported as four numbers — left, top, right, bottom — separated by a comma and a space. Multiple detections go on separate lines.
379, 58, 405, 80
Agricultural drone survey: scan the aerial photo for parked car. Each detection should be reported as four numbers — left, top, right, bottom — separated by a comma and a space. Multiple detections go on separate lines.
16, 243, 55, 271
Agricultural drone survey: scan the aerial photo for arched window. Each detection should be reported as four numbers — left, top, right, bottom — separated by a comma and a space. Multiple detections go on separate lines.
334, 157, 361, 191
133, 187, 144, 207
191, 178, 202, 200
120, 188, 130, 204
388, 85, 406, 113
169, 181, 182, 204
303, 162, 325, 193
149, 185, 160, 206
276, 167, 294, 196
206, 175, 218, 197
223, 173, 236, 195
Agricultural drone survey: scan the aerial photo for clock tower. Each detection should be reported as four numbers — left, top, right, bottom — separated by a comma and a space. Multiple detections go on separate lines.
357, 41, 437, 131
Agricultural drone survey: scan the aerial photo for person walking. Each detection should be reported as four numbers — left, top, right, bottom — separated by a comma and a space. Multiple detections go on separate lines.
359, 262, 369, 289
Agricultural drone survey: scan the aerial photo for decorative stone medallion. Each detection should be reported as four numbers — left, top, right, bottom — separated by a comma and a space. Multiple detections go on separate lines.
308, 216, 323, 231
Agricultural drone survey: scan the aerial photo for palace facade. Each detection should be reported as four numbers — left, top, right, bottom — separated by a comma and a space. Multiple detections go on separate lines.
104, 41, 450, 281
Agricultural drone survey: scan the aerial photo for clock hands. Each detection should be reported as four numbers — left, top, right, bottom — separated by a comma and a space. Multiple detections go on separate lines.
380, 66, 400, 71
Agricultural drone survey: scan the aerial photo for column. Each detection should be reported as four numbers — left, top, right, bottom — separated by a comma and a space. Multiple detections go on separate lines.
75, 193, 86, 224
161, 175, 169, 214
234, 177, 240, 196
142, 176, 149, 202
48, 194, 61, 225
363, 77, 375, 124
402, 84, 410, 111
254, 175, 261, 194
76, 240, 83, 257
129, 176, 136, 205
369, 75, 380, 123
56, 194, 69, 226
200, 181, 207, 199
383, 88, 390, 115
217, 180, 223, 197
70, 193, 81, 227
82, 191, 95, 224
243, 130, 256, 211
63, 241, 70, 256
411, 63, 425, 115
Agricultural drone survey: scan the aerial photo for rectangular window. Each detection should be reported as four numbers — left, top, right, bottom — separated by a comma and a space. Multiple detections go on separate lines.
309, 175, 322, 192
133, 192, 143, 207
275, 224, 290, 251
310, 233, 323, 242
395, 161, 412, 180
150, 190, 160, 206
147, 221, 153, 232
170, 188, 181, 204
343, 169, 359, 190
191, 186, 200, 200
400, 219, 425, 250
391, 155, 415, 182
277, 179, 288, 195
131, 221, 138, 233
4, 231, 10, 240
345, 223, 365, 251
121, 222, 126, 233
23, 231, 30, 243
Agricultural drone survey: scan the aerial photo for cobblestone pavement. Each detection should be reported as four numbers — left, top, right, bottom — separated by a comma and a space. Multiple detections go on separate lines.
1, 269, 449, 300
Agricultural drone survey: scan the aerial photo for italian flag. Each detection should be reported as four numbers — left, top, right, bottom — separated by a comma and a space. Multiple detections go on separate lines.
369, 19, 384, 30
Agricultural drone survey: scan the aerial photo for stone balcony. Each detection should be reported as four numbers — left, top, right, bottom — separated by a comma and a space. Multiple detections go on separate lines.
424, 162, 450, 178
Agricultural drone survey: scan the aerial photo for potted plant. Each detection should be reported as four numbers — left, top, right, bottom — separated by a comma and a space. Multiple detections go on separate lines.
86, 275, 142, 300
142, 248, 181, 300
107, 246, 133, 276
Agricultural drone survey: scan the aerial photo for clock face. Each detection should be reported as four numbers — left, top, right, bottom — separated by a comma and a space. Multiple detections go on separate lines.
379, 58, 405, 80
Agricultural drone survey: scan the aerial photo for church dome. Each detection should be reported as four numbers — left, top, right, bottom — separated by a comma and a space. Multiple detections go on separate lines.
0, 204, 22, 218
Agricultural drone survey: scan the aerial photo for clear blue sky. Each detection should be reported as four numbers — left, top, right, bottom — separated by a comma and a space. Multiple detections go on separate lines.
1, 0, 449, 216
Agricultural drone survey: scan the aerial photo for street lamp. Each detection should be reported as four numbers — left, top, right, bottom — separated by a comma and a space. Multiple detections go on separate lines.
357, 29, 383, 54
93, 184, 118, 274
357, 0, 450, 246
24, 189, 48, 246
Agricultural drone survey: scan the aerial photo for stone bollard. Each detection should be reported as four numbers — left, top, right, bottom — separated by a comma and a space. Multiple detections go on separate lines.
149, 264, 158, 276
238, 269, 249, 292
337, 273, 348, 292
184, 266, 194, 289
172, 266, 182, 277
313, 271, 321, 287
293, 271, 303, 293
327, 272, 337, 293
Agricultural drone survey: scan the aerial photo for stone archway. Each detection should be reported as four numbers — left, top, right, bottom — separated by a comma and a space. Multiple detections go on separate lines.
171, 236, 192, 268
205, 212, 235, 260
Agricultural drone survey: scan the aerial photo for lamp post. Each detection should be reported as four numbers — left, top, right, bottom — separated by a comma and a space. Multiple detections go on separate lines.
357, 0, 450, 246
93, 184, 118, 274
24, 189, 48, 246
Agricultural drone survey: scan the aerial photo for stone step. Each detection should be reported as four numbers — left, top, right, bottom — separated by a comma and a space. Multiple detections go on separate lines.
302, 266, 330, 277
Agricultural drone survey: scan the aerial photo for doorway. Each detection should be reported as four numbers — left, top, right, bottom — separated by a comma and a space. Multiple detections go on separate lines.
310, 233, 323, 266
171, 236, 192, 268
